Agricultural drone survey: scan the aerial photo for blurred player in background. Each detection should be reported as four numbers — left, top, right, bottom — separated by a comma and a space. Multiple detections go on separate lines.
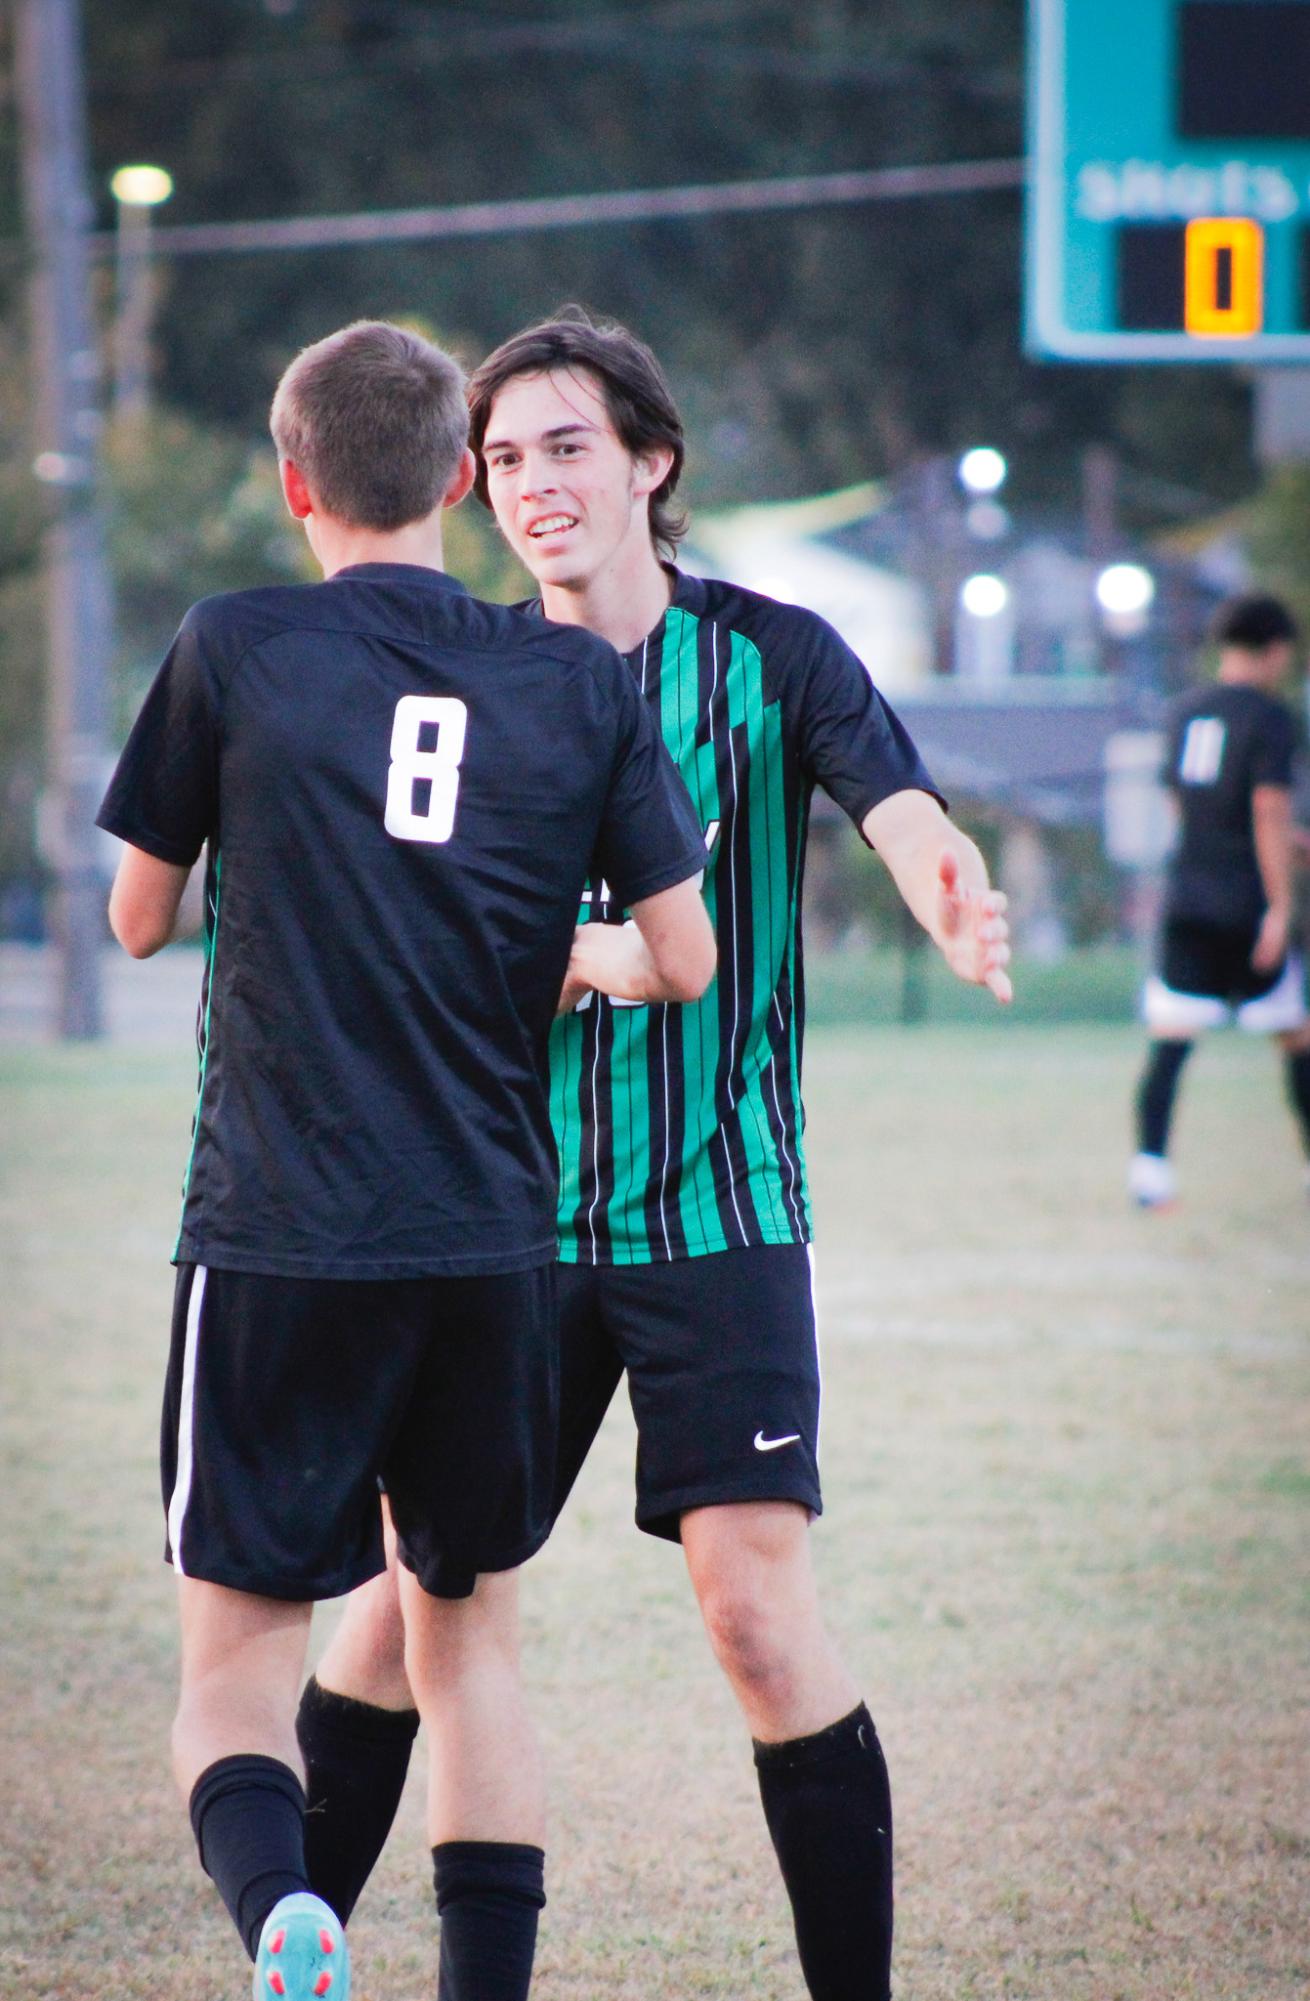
1130, 592, 1310, 1208
97, 320, 713, 2001
294, 309, 1010, 2001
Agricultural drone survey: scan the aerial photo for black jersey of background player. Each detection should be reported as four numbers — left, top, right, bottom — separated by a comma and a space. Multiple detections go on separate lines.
1162, 680, 1296, 928
98, 563, 706, 1280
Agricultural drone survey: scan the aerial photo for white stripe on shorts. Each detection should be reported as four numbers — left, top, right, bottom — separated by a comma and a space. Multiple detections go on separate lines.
807, 1241, 823, 1461
1236, 953, 1309, 1034
166, 1264, 207, 1577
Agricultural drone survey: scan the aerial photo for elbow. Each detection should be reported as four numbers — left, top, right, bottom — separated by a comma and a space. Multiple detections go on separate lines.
108, 900, 167, 959
664, 933, 717, 1004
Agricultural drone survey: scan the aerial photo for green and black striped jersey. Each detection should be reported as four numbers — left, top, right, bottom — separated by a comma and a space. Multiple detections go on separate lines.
549, 571, 940, 1265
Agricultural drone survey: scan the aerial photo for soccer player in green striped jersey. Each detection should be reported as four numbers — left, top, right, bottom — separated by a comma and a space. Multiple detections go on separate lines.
296, 311, 1011, 2001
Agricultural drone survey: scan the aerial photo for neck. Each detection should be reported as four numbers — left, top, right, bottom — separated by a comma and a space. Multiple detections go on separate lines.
311, 510, 448, 579
540, 544, 674, 653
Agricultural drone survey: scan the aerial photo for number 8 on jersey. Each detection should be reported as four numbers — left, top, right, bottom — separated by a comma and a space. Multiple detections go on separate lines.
384, 695, 468, 845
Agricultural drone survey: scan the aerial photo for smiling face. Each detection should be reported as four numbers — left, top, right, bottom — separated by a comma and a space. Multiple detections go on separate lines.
479, 366, 672, 595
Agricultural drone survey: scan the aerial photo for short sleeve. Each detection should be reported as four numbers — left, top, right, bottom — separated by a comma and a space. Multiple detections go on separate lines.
1250, 702, 1295, 789
590, 654, 707, 907
97, 607, 222, 866
788, 614, 943, 836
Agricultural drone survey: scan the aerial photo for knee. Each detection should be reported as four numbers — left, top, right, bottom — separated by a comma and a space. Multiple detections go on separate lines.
698, 1578, 797, 1705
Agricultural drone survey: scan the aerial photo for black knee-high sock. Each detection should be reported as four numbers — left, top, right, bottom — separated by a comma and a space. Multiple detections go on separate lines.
1285, 1047, 1310, 1157
433, 1841, 545, 2001
296, 1676, 420, 1925
1136, 1038, 1194, 1156
754, 1704, 893, 2001
188, 1755, 311, 1962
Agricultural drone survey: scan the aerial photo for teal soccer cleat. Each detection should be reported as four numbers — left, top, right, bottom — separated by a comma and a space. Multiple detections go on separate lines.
253, 1893, 349, 2001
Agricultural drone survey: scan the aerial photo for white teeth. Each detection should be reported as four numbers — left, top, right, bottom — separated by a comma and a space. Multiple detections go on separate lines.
528, 515, 576, 536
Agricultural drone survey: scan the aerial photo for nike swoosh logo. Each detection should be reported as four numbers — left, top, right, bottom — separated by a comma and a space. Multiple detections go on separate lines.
753, 1430, 801, 1452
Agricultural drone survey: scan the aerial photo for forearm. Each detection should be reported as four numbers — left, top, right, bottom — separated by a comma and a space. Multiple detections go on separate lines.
566, 919, 701, 1006
108, 847, 192, 958
1252, 790, 1293, 917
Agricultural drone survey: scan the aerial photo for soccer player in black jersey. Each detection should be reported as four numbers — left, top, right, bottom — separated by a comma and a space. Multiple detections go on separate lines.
97, 321, 714, 2001
1130, 593, 1310, 1208
292, 311, 1011, 2001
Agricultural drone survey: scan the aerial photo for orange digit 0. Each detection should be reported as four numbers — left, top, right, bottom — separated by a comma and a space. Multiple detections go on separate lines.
1184, 218, 1264, 337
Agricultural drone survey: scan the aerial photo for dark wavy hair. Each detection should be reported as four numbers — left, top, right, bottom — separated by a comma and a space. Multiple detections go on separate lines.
467, 306, 687, 558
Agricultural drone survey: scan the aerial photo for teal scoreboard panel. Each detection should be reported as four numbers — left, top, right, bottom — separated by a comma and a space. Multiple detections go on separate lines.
1027, 0, 1310, 359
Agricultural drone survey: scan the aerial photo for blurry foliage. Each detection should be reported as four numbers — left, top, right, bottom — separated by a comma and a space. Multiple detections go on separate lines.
1239, 465, 1310, 655
31, 0, 1252, 516
0, 0, 1267, 904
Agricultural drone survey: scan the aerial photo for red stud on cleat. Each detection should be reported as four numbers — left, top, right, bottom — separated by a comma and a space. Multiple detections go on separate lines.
268, 1930, 286, 1954
319, 1930, 335, 1953
267, 1974, 286, 1997
314, 1975, 332, 1996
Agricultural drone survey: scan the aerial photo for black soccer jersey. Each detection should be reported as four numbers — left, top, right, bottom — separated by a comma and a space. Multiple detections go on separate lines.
548, 571, 941, 1265
1162, 681, 1296, 927
98, 563, 706, 1279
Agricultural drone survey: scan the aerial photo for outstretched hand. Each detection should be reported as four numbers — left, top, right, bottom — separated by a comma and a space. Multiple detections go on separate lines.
935, 849, 1012, 1003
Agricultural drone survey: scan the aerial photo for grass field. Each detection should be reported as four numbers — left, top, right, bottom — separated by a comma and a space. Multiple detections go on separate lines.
2, 1022, 1308, 2000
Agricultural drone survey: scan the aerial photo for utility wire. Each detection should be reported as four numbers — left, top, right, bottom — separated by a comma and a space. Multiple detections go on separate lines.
87, 157, 1024, 261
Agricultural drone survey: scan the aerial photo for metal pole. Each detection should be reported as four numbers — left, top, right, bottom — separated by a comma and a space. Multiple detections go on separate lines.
113, 198, 153, 417
15, 0, 115, 1040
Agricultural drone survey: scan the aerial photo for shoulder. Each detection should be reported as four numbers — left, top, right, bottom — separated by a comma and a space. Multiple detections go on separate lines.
680, 574, 863, 692
490, 594, 634, 700
687, 574, 832, 651
177, 583, 325, 666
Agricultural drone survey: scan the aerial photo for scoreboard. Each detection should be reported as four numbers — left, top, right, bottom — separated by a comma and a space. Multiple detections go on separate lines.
1027, 0, 1310, 358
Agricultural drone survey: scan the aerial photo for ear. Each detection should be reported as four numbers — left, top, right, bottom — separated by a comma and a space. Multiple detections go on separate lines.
631, 443, 675, 499
280, 458, 314, 520
442, 447, 477, 512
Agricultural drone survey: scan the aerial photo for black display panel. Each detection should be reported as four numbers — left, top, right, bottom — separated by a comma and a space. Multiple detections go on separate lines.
1117, 222, 1188, 329
1178, 2, 1310, 139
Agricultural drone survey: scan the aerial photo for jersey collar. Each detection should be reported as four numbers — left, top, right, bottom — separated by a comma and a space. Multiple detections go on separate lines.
514, 565, 710, 658
332, 562, 469, 594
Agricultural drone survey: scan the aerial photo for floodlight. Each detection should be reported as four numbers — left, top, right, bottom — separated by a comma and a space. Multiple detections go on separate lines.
1095, 563, 1155, 617
960, 573, 1009, 618
958, 447, 1008, 495
110, 164, 173, 208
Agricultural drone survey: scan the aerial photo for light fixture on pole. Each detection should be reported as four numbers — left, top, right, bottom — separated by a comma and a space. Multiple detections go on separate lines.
1095, 561, 1155, 637
957, 446, 1008, 496
957, 446, 1010, 540
109, 162, 172, 418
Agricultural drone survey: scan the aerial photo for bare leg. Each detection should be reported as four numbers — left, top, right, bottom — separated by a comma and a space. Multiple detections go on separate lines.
314, 1504, 413, 1710
172, 1576, 311, 1795
398, 1565, 543, 1845
681, 1500, 859, 1741
681, 1501, 892, 2001
400, 1565, 547, 2001
171, 1578, 343, 1985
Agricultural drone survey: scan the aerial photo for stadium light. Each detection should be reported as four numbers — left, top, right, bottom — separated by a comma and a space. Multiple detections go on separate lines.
957, 446, 1008, 495
110, 163, 173, 208
1095, 562, 1155, 618
960, 573, 1009, 618
110, 164, 172, 418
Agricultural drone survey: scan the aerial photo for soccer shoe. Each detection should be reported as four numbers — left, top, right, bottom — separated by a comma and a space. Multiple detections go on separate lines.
1127, 1151, 1177, 1210
253, 1893, 349, 2001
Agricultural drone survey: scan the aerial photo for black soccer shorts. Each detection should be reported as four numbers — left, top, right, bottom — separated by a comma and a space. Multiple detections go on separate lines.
1161, 916, 1284, 1006
161, 1262, 558, 1601
552, 1242, 822, 1542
